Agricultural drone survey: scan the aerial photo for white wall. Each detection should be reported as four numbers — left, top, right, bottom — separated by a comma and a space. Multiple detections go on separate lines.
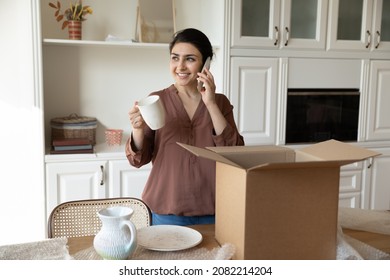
0, 0, 46, 245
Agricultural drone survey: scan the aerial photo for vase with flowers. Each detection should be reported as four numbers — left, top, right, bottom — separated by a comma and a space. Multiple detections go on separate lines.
49, 1, 93, 40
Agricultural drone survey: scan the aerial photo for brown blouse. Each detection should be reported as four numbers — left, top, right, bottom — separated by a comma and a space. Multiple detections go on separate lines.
126, 85, 244, 216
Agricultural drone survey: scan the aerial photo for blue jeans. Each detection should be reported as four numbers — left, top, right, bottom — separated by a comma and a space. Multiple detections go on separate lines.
151, 213, 215, 226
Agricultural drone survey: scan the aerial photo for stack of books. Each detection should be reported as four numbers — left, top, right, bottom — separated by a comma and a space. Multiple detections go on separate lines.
50, 138, 94, 154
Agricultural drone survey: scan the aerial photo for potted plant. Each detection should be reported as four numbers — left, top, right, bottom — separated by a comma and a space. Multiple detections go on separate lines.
49, 1, 93, 40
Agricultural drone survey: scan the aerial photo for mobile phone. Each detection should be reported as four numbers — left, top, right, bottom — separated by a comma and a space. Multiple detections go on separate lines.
197, 57, 211, 92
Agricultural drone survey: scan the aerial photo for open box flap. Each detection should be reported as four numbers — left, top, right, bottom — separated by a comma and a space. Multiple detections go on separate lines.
207, 145, 295, 170
246, 160, 356, 172
205, 144, 292, 154
177, 140, 380, 171
297, 139, 381, 162
177, 142, 241, 168
178, 143, 296, 170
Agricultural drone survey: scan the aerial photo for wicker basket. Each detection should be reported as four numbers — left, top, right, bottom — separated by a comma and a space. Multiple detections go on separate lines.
51, 114, 97, 145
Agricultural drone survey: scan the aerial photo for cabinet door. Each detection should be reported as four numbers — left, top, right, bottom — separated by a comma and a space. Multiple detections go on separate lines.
109, 160, 151, 199
231, 0, 281, 48
338, 163, 363, 208
328, 0, 374, 50
372, 0, 390, 51
231, 0, 327, 49
369, 147, 390, 210
280, 0, 328, 49
338, 193, 360, 208
366, 60, 390, 140
46, 161, 108, 216
230, 57, 278, 145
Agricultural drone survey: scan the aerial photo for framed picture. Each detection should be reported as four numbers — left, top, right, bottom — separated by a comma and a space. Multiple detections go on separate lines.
136, 0, 176, 43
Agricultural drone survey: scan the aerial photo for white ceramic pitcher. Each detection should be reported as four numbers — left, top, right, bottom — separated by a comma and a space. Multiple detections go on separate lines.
93, 206, 137, 260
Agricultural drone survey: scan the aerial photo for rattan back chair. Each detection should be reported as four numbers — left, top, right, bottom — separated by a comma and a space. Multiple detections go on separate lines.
48, 197, 152, 238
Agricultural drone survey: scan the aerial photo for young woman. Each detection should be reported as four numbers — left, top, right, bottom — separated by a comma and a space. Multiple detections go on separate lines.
126, 28, 244, 226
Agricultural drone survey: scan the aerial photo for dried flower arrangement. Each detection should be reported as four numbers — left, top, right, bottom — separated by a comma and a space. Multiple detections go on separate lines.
49, 1, 93, 29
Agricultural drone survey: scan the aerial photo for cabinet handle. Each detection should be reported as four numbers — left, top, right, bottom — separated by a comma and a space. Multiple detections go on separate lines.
274, 26, 279, 46
365, 30, 371, 48
375, 30, 381, 49
100, 165, 104, 185
367, 158, 373, 169
284, 27, 289, 46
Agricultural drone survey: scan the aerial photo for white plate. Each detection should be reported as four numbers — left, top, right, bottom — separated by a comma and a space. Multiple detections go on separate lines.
137, 225, 203, 251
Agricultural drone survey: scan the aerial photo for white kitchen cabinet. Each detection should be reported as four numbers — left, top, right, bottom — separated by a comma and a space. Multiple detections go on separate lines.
339, 162, 364, 208
366, 60, 390, 141
46, 160, 109, 217
46, 157, 151, 218
230, 57, 279, 145
109, 160, 151, 198
231, 0, 328, 49
367, 147, 390, 210
328, 0, 390, 51
338, 148, 390, 210
338, 192, 360, 208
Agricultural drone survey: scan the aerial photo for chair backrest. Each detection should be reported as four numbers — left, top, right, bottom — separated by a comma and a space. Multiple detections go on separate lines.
48, 197, 152, 238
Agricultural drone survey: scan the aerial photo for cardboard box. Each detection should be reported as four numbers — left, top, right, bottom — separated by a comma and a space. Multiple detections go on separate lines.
178, 140, 380, 260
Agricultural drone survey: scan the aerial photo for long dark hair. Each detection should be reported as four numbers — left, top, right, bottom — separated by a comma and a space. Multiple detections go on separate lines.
169, 28, 213, 65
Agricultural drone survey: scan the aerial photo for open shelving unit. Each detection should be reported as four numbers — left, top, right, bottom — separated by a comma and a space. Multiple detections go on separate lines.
40, 0, 225, 153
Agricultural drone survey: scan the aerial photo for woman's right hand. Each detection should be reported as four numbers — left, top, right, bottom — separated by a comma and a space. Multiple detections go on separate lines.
128, 102, 145, 130
128, 102, 146, 151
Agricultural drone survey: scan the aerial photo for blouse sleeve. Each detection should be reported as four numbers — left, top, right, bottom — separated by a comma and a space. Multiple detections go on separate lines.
125, 128, 155, 168
212, 94, 245, 146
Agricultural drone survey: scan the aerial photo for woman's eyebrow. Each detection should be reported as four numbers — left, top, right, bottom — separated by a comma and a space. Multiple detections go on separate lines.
171, 53, 199, 58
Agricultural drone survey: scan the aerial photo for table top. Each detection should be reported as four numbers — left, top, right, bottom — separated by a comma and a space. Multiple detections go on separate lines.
342, 228, 390, 254
67, 224, 390, 258
1, 223, 389, 260
68, 224, 221, 257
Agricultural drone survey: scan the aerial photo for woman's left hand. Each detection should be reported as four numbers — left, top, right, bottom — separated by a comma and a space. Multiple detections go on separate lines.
198, 68, 216, 107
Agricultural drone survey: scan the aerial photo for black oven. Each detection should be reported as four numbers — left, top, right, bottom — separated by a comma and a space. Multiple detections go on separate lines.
285, 89, 360, 144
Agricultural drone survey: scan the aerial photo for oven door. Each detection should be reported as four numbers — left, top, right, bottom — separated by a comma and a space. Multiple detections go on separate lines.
285, 89, 360, 144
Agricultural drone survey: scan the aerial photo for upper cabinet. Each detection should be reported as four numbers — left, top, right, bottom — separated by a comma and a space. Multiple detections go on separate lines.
231, 0, 328, 50
328, 0, 390, 51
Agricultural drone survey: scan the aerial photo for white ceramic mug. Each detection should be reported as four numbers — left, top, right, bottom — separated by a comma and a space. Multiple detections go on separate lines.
137, 95, 166, 130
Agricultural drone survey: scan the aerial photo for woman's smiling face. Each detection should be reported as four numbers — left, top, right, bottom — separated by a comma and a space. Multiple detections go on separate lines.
170, 42, 203, 88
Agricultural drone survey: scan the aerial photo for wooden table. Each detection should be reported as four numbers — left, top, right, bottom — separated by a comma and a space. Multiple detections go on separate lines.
67, 224, 390, 257
342, 228, 390, 254
67, 224, 220, 256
